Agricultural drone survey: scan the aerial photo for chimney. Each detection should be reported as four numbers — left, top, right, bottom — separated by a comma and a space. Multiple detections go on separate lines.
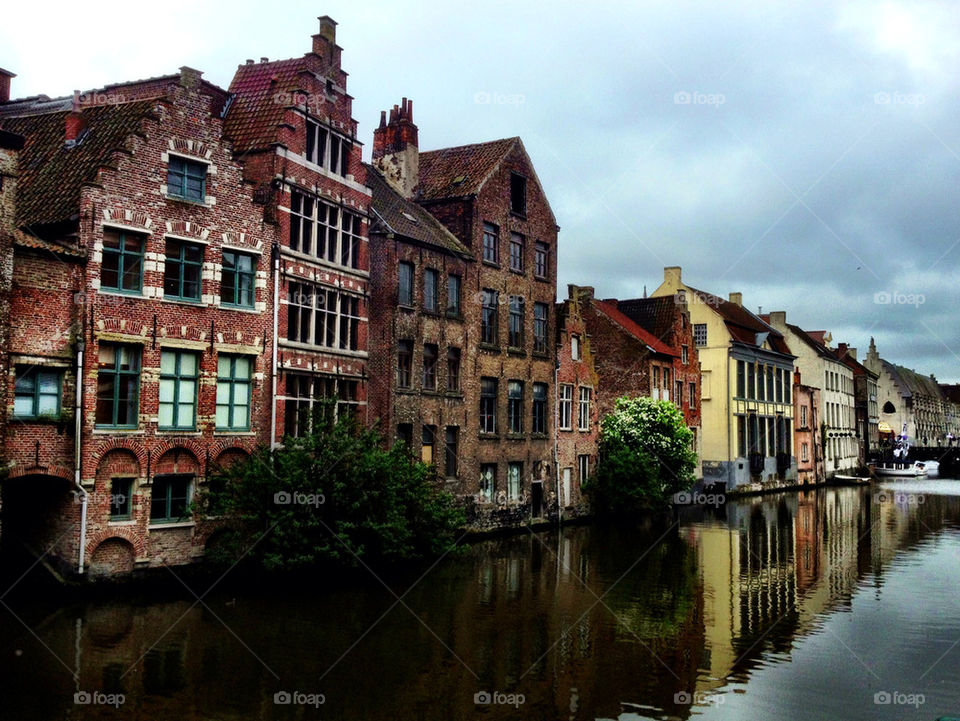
179, 66, 202, 88
313, 16, 340, 64
767, 310, 786, 328
372, 97, 419, 197
0, 68, 15, 103
569, 284, 594, 301
837, 343, 857, 361
65, 95, 86, 147
728, 292, 742, 306
663, 266, 682, 291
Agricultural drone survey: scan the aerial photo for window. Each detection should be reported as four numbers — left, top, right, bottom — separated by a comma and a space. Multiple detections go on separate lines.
159, 350, 199, 430
289, 191, 315, 255
447, 347, 461, 392
14, 366, 61, 419
693, 323, 707, 347
340, 211, 362, 269
479, 464, 496, 502
785, 375, 791, 404
167, 156, 206, 202
221, 251, 255, 308
480, 378, 498, 434
109, 478, 133, 520
757, 365, 765, 401
736, 360, 745, 398
445, 427, 459, 478
284, 374, 356, 435
578, 454, 590, 483
559, 384, 573, 430
653, 367, 661, 399
534, 241, 549, 279
510, 173, 527, 215
396, 423, 413, 449
747, 363, 756, 399
150, 474, 191, 523
578, 387, 592, 431
397, 340, 412, 389
508, 381, 524, 434
766, 366, 774, 401
421, 425, 436, 464
507, 462, 522, 501
96, 344, 140, 428
675, 380, 683, 406
482, 222, 499, 264
509, 232, 524, 272
737, 416, 746, 456
801, 442, 809, 462
216, 355, 252, 430
768, 417, 776, 456
163, 238, 203, 301
532, 382, 548, 434
447, 274, 461, 316
681, 345, 689, 364
800, 404, 808, 427
398, 262, 414, 306
423, 344, 438, 390
285, 282, 360, 350
288, 190, 361, 268
775, 368, 783, 403
571, 335, 581, 360
533, 302, 548, 354
508, 295, 525, 348
102, 230, 144, 293
689, 381, 696, 410
305, 118, 351, 176
481, 289, 499, 345
423, 269, 438, 312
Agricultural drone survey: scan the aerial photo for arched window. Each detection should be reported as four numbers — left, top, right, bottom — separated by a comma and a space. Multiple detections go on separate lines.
882, 401, 896, 414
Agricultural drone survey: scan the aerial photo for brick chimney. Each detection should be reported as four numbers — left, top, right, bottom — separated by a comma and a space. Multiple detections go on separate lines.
728, 292, 743, 307
372, 98, 419, 197
65, 95, 86, 147
312, 16, 341, 66
837, 343, 858, 361
0, 68, 14, 103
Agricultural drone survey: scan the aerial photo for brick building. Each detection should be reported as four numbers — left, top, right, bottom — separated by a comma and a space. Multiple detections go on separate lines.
793, 370, 823, 485
0, 67, 274, 575
555, 286, 599, 514
369, 103, 560, 519
223, 16, 370, 436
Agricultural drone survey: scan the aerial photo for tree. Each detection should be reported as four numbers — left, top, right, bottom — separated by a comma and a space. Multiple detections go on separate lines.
587, 396, 697, 514
196, 404, 466, 571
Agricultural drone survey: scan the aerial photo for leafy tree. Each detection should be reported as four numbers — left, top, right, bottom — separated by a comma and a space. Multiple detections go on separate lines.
587, 396, 696, 514
197, 404, 466, 571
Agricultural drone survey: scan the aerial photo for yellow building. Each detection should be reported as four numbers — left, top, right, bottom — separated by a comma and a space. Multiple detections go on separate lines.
651, 267, 796, 489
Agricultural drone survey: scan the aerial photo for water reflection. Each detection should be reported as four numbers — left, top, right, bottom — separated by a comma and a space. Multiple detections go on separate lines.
2, 482, 960, 720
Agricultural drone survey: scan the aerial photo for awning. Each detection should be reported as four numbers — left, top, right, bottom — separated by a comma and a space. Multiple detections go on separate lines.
878, 421, 893, 433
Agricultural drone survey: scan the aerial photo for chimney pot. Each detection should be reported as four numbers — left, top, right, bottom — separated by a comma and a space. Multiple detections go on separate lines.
372, 96, 420, 198
246, 59, 254, 65
261, 57, 269, 63
728, 292, 743, 307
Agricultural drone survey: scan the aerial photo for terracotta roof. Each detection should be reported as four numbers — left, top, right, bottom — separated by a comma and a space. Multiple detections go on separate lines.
12, 229, 85, 258
687, 286, 792, 355
832, 346, 878, 378
365, 163, 471, 258
614, 296, 676, 342
416, 137, 518, 201
1, 100, 159, 227
592, 299, 678, 357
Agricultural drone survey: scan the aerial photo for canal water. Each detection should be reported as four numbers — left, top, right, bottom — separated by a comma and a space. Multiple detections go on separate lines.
2, 480, 960, 720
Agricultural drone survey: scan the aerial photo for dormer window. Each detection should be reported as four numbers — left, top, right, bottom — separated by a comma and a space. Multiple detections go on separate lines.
510, 172, 527, 216
167, 156, 206, 202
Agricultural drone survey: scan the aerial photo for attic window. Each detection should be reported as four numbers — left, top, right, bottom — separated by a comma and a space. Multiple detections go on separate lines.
510, 172, 527, 216
401, 211, 418, 224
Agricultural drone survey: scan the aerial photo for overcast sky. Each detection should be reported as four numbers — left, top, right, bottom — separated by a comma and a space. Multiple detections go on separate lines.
3, 0, 958, 381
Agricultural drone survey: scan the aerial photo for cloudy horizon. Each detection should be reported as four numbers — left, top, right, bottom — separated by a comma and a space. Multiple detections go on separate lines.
3, 0, 958, 381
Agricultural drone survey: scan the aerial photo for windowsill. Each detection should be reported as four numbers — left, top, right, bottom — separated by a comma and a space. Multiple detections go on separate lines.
164, 194, 211, 208
396, 387, 416, 394
508, 268, 525, 276
533, 275, 549, 283
220, 303, 259, 314
531, 351, 551, 359
148, 521, 196, 530
479, 433, 499, 440
108, 519, 136, 526
531, 433, 548, 440
398, 304, 416, 312
93, 427, 143, 434
445, 312, 463, 321
99, 289, 143, 299
478, 343, 500, 352
422, 309, 440, 316
558, 427, 573, 432
482, 260, 500, 269
213, 430, 256, 436
445, 391, 464, 398
510, 211, 527, 220
422, 389, 441, 396
157, 429, 202, 436
507, 348, 526, 357
12, 416, 65, 424
506, 433, 526, 440
161, 297, 205, 307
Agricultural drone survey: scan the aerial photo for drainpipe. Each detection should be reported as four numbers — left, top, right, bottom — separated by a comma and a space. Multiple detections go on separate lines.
554, 358, 561, 525
74, 340, 87, 575
269, 245, 280, 449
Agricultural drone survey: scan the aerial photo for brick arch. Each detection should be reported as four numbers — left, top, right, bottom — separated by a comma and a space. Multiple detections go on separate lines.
5, 465, 74, 483
103, 207, 152, 231
153, 445, 202, 477
150, 439, 207, 465
86, 527, 146, 560
91, 439, 148, 473
95, 448, 141, 484
88, 537, 137, 577
98, 317, 148, 337
212, 447, 251, 471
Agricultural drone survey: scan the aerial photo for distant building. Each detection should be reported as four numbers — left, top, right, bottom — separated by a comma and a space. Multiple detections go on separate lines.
833, 343, 879, 464
793, 370, 823, 484
651, 267, 796, 490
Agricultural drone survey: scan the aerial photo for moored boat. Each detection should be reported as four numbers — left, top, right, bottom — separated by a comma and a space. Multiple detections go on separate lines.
874, 462, 927, 478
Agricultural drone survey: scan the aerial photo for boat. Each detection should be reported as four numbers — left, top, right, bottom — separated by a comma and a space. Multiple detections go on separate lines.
923, 460, 940, 478
874, 462, 927, 478
833, 474, 870, 485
